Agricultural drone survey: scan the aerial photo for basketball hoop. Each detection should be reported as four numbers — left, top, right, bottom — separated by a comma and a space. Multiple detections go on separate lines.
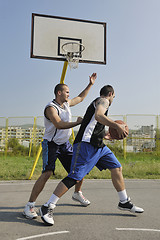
61, 42, 85, 69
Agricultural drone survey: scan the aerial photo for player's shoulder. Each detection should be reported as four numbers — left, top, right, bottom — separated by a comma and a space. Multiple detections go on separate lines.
95, 97, 109, 107
45, 99, 55, 106
45, 100, 60, 113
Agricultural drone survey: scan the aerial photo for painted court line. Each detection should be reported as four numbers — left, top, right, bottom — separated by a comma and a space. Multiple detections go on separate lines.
116, 228, 160, 232
16, 231, 70, 240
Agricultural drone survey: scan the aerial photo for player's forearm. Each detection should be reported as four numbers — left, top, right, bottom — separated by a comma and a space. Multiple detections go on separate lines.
77, 82, 93, 102
55, 120, 80, 129
95, 115, 119, 129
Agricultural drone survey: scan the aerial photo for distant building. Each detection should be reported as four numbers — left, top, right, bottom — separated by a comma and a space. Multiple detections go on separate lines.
127, 125, 156, 152
0, 126, 45, 151
0, 124, 157, 153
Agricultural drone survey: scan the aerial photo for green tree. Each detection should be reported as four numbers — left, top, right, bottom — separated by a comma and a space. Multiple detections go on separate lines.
8, 138, 29, 156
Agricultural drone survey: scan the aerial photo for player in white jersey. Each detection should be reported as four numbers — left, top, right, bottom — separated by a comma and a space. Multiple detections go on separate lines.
23, 73, 97, 219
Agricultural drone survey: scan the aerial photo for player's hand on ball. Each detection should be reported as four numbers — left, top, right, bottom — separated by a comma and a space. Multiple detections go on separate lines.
116, 124, 128, 139
109, 120, 129, 140
104, 132, 113, 140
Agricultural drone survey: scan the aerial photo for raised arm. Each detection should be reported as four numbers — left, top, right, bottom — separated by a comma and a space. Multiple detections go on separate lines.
45, 107, 82, 129
68, 73, 97, 107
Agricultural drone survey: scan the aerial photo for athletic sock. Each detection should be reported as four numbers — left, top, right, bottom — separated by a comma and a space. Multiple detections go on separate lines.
28, 201, 35, 206
45, 194, 59, 206
118, 189, 128, 202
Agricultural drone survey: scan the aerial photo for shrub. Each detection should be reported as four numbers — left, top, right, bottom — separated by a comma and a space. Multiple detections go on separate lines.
8, 138, 29, 156
106, 141, 123, 157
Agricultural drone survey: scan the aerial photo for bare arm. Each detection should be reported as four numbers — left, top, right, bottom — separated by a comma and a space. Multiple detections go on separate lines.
45, 107, 82, 129
95, 98, 128, 138
68, 73, 97, 107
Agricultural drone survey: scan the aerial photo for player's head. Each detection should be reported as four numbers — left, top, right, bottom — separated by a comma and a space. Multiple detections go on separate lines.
100, 85, 115, 106
54, 83, 68, 96
54, 83, 69, 102
100, 85, 114, 96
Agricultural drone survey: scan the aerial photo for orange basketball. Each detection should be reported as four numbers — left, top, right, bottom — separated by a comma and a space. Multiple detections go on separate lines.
109, 120, 129, 140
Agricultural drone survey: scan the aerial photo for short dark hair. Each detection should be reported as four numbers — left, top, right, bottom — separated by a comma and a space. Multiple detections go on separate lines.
100, 85, 114, 96
54, 83, 68, 96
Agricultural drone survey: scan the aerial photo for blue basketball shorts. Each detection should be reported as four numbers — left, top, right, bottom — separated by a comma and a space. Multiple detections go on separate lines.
68, 141, 121, 180
42, 139, 73, 174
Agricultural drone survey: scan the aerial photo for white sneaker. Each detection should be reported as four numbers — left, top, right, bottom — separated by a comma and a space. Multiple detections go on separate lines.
72, 191, 91, 207
23, 202, 38, 219
39, 203, 55, 226
118, 197, 144, 213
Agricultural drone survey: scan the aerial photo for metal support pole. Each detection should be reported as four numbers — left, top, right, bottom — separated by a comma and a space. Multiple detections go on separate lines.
28, 143, 42, 180
29, 117, 37, 157
60, 61, 68, 84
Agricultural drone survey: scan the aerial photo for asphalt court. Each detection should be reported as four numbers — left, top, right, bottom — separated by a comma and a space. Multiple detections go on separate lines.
0, 179, 160, 240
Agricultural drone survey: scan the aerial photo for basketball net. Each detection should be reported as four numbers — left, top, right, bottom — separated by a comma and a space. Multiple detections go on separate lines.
62, 42, 85, 70
66, 52, 79, 69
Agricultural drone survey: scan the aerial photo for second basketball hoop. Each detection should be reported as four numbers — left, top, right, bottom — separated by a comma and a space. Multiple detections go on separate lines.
61, 42, 85, 69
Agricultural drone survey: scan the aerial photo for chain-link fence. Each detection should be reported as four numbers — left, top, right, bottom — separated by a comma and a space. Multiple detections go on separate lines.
0, 116, 44, 157
0, 115, 160, 158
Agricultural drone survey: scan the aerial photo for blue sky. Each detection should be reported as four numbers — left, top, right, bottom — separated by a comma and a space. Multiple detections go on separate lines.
1, 0, 160, 118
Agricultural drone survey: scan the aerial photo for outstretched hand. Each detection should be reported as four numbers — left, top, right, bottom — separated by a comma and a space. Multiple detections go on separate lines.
89, 73, 97, 85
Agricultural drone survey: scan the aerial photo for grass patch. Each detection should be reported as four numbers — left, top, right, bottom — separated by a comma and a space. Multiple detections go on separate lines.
0, 152, 160, 180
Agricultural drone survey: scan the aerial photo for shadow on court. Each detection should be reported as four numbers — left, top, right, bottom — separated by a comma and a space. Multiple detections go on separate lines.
0, 179, 160, 240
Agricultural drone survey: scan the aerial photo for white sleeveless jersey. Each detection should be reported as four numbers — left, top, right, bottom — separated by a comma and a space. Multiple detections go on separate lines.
43, 100, 72, 144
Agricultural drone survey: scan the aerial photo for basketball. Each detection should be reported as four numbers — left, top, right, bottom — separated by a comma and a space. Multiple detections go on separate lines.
109, 120, 129, 140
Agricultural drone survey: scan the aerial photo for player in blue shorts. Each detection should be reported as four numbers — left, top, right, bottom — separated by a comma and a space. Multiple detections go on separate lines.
40, 84, 144, 226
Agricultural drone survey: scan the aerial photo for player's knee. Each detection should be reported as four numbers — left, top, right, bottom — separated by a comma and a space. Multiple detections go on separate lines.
62, 176, 77, 189
110, 167, 122, 175
76, 180, 80, 183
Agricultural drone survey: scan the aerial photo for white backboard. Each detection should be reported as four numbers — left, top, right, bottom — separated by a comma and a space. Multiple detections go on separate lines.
31, 13, 107, 65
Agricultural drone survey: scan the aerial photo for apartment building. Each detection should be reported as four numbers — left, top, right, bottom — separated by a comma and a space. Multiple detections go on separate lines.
0, 126, 45, 150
